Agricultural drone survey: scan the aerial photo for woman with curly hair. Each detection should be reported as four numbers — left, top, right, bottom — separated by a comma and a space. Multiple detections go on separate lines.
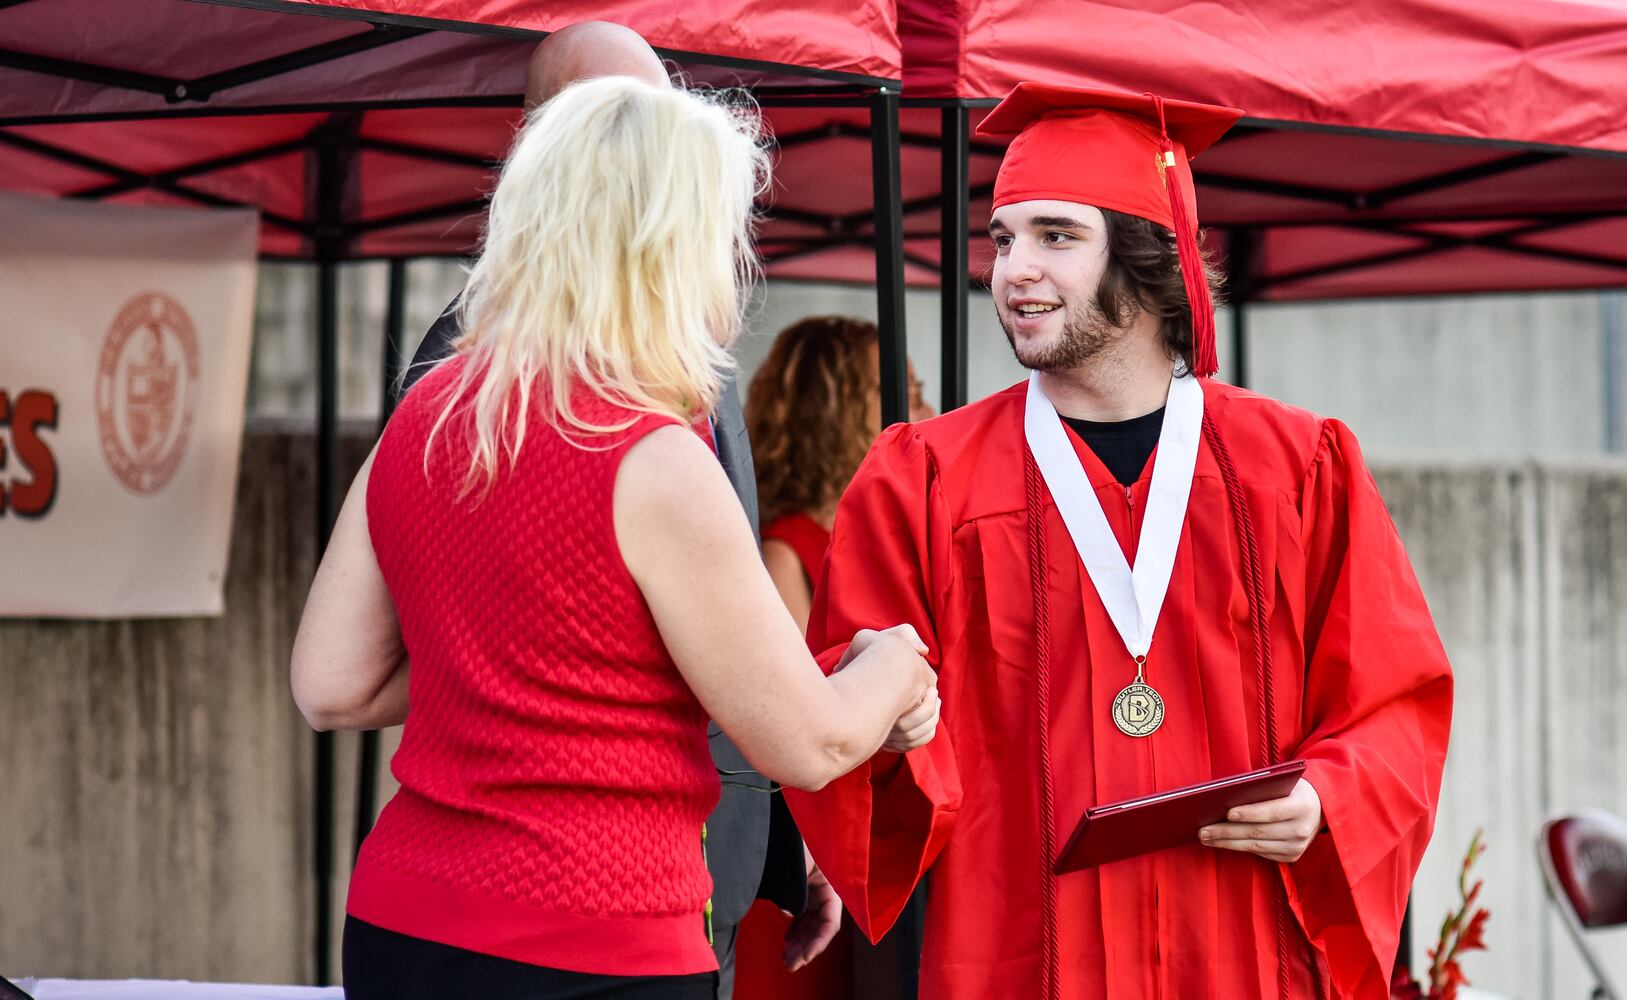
746, 316, 935, 633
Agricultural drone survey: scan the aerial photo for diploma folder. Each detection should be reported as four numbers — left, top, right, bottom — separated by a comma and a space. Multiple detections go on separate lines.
1055, 759, 1307, 872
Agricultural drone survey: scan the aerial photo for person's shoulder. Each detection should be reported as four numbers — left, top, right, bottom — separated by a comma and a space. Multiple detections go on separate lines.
1201, 379, 1335, 484
911, 381, 1027, 447
880, 381, 1026, 467
618, 421, 716, 482
852, 383, 1030, 523
617, 422, 737, 540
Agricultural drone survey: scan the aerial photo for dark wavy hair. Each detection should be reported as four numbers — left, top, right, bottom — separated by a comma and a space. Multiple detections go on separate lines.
745, 316, 879, 526
1096, 208, 1226, 371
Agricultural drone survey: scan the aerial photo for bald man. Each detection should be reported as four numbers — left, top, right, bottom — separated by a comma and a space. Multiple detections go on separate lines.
394, 24, 824, 1000
521, 21, 667, 108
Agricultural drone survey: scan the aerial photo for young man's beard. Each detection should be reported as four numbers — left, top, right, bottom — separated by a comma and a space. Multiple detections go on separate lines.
1001, 294, 1132, 372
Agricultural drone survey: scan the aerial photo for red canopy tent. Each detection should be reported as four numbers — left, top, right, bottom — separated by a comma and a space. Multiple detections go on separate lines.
7, 0, 1627, 988
650, 0, 1627, 408
0, 0, 903, 251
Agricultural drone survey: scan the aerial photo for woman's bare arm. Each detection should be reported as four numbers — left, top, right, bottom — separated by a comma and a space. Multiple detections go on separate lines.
291, 448, 409, 732
616, 425, 932, 791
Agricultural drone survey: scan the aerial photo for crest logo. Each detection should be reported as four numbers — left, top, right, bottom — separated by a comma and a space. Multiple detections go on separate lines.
96, 292, 200, 495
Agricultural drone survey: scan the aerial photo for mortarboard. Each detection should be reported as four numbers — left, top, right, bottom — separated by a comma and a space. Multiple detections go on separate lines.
977, 83, 1243, 377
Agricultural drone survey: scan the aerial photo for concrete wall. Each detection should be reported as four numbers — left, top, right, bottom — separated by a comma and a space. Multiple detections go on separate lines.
1382, 460, 1627, 999
250, 262, 1626, 467
1250, 294, 1625, 462
0, 431, 377, 984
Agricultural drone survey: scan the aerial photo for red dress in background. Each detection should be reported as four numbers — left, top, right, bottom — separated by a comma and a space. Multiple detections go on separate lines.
734, 512, 857, 1000
760, 512, 832, 595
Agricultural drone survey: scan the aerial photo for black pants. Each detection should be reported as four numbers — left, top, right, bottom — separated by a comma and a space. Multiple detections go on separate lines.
343, 917, 719, 1000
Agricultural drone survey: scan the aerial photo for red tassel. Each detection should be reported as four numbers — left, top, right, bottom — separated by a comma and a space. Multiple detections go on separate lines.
1149, 96, 1218, 378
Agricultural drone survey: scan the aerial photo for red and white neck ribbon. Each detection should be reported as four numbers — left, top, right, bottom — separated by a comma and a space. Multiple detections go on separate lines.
1023, 369, 1203, 659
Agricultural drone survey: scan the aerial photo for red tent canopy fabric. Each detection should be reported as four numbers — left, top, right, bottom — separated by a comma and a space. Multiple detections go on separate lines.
0, 0, 905, 264
284, 0, 900, 85
750, 109, 1627, 301
3, 0, 1626, 300
0, 0, 895, 125
873, 0, 1627, 300
900, 0, 1627, 154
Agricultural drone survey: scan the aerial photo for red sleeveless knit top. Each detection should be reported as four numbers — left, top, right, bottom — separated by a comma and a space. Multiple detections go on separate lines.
347, 357, 720, 976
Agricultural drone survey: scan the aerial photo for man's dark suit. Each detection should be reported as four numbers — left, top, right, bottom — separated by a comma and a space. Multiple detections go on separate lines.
400, 305, 806, 999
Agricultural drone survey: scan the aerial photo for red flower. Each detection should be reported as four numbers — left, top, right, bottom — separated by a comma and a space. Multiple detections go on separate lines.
1424, 832, 1492, 1000
1457, 909, 1490, 953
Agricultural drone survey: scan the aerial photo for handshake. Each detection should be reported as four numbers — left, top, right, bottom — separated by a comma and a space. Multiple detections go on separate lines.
834, 624, 941, 753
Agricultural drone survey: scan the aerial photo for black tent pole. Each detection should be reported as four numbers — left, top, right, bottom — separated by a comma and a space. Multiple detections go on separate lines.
310, 113, 358, 986
870, 85, 927, 1000
1227, 227, 1256, 388
939, 105, 970, 412
379, 257, 407, 425
352, 257, 408, 860
871, 87, 908, 428
312, 210, 339, 990
869, 85, 920, 999
1398, 905, 1413, 977
1229, 296, 1249, 389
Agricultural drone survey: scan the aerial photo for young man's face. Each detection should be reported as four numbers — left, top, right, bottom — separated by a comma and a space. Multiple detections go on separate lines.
988, 200, 1120, 372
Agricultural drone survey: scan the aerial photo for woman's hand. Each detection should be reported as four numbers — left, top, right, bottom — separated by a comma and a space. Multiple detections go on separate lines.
834, 625, 938, 752
1199, 778, 1323, 863
833, 623, 928, 672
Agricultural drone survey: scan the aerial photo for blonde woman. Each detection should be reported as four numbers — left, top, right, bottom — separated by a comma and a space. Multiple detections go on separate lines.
290, 77, 937, 1000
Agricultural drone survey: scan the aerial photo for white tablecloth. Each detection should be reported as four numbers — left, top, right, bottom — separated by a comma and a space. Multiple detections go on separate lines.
10, 981, 343, 999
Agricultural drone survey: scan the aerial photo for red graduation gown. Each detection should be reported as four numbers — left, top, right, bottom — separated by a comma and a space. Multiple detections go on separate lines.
783, 380, 1452, 1000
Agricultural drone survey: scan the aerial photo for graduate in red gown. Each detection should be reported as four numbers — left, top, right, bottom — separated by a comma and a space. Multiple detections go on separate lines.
783, 84, 1453, 1000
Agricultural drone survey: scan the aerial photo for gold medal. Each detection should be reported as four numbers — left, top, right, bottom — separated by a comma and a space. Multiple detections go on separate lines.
1111, 656, 1164, 737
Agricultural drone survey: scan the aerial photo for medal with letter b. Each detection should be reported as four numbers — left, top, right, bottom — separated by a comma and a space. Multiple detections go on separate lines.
1111, 655, 1165, 737
1024, 370, 1201, 741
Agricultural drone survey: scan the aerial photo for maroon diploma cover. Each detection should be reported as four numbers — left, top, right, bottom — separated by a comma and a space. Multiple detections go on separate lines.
1055, 760, 1308, 872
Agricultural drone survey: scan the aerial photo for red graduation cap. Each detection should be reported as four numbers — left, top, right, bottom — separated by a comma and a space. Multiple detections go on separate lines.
977, 83, 1244, 377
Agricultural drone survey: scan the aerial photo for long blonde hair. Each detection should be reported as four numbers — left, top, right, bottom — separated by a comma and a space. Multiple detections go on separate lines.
429, 76, 768, 489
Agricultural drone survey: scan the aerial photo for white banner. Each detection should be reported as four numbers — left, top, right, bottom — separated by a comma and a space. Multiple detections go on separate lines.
0, 191, 257, 618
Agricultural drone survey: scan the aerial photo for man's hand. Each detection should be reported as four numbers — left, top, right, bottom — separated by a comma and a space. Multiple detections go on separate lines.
833, 625, 938, 753
783, 851, 843, 971
1199, 778, 1323, 863
883, 687, 940, 752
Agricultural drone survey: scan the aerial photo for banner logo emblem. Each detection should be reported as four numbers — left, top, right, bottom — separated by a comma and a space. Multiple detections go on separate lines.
96, 292, 200, 495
